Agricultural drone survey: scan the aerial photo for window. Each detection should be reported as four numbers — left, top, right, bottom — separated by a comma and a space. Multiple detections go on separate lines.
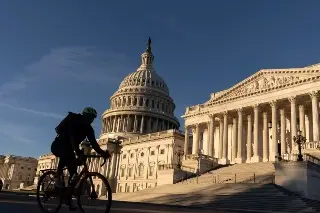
130, 153, 134, 158
160, 149, 165, 154
121, 168, 125, 177
140, 152, 144, 157
149, 166, 154, 176
150, 151, 155, 155
138, 164, 144, 176
21, 167, 24, 169
128, 167, 133, 177
123, 154, 127, 159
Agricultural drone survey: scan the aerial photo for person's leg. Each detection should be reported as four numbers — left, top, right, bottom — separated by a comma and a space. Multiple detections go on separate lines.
51, 139, 66, 188
62, 148, 78, 211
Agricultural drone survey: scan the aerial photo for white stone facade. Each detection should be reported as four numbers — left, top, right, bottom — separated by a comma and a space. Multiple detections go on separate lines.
183, 63, 320, 165
0, 155, 38, 190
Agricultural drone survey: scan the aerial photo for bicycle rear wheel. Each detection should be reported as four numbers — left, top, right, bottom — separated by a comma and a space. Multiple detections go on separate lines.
36, 170, 62, 213
76, 172, 112, 213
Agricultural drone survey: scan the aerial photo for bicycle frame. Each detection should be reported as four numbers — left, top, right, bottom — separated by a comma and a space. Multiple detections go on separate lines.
64, 155, 107, 196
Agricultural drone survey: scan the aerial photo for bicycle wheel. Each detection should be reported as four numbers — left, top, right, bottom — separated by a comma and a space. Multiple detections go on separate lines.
36, 170, 62, 213
76, 172, 112, 213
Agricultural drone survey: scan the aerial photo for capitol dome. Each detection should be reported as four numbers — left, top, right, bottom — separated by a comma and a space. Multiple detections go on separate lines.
100, 38, 180, 139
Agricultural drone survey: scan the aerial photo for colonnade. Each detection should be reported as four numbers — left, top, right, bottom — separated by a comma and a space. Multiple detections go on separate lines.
101, 114, 177, 134
184, 92, 320, 164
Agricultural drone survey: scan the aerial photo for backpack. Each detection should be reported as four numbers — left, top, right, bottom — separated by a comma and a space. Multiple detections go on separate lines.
55, 112, 77, 135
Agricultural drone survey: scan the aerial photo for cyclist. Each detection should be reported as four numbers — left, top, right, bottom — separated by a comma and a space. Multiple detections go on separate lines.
51, 107, 110, 210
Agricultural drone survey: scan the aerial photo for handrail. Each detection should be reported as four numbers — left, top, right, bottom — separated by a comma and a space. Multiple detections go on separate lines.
177, 171, 275, 185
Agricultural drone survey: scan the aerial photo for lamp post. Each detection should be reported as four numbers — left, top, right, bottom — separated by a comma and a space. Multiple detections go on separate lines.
174, 145, 184, 169
293, 130, 306, 161
267, 120, 282, 160
196, 149, 203, 175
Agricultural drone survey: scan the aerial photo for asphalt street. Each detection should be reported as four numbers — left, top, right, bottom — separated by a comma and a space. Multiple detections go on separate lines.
0, 192, 228, 213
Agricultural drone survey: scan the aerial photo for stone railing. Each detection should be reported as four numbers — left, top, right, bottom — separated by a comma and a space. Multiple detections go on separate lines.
304, 141, 320, 150
157, 164, 195, 173
278, 153, 320, 167
178, 172, 275, 185
123, 129, 184, 145
185, 154, 219, 163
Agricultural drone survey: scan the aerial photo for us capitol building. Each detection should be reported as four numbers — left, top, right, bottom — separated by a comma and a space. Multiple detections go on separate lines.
34, 38, 320, 195
34, 38, 188, 193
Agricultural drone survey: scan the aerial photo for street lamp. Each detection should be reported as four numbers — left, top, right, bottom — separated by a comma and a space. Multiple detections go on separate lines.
196, 149, 203, 175
293, 130, 307, 161
174, 145, 184, 169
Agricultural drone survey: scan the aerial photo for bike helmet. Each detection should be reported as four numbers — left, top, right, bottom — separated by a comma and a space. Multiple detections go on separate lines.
82, 107, 97, 118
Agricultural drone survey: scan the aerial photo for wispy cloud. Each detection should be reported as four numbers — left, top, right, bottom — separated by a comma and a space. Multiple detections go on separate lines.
0, 46, 130, 118
0, 46, 128, 101
0, 122, 36, 145
0, 103, 63, 119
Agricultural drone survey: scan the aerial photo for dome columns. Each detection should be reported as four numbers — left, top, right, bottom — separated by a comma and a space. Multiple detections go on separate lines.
101, 114, 178, 136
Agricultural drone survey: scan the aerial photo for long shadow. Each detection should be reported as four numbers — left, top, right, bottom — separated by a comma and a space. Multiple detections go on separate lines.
118, 173, 320, 212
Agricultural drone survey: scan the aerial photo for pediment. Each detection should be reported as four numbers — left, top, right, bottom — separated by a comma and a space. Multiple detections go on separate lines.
207, 68, 320, 104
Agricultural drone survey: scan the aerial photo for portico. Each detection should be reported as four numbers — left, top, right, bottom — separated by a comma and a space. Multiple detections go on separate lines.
183, 65, 320, 165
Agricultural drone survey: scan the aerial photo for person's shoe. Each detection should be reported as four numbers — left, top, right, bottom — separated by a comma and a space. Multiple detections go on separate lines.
67, 197, 77, 211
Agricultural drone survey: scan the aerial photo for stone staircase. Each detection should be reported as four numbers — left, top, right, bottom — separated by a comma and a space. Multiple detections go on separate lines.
112, 183, 317, 212
178, 162, 275, 184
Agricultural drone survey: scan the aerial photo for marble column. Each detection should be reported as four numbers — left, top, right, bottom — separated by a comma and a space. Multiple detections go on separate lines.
246, 114, 252, 163
280, 108, 286, 154
219, 118, 223, 159
184, 126, 189, 155
252, 104, 260, 162
112, 116, 116, 132
221, 112, 228, 164
270, 100, 278, 161
289, 96, 297, 151
148, 117, 152, 133
133, 115, 138, 132
310, 91, 319, 141
262, 112, 269, 162
140, 115, 145, 133
192, 124, 200, 155
232, 117, 237, 164
208, 115, 215, 157
235, 108, 244, 163
299, 105, 306, 137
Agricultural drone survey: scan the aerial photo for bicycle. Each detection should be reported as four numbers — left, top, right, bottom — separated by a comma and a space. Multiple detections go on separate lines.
36, 146, 112, 213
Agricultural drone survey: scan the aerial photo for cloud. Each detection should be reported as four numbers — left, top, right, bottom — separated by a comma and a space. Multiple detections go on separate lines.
0, 103, 64, 119
0, 122, 36, 145
0, 46, 129, 100
0, 46, 130, 117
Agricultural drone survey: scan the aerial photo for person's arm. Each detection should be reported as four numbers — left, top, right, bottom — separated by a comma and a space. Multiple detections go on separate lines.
87, 127, 105, 155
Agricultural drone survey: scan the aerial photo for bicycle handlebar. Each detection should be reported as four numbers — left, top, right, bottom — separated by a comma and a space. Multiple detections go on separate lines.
85, 152, 113, 167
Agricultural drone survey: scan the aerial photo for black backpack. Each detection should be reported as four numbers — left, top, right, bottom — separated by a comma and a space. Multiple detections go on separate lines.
55, 112, 77, 135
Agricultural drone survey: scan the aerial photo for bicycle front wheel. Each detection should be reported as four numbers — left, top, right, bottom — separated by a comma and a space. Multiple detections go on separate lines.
76, 172, 112, 213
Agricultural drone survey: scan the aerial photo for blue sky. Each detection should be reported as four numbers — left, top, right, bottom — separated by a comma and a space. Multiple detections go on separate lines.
1, 1, 320, 158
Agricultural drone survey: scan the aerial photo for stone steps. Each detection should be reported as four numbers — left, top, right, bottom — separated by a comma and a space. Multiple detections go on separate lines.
113, 183, 317, 212
178, 162, 275, 184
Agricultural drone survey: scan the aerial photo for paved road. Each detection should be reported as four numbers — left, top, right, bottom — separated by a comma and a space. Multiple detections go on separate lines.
0, 192, 230, 213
